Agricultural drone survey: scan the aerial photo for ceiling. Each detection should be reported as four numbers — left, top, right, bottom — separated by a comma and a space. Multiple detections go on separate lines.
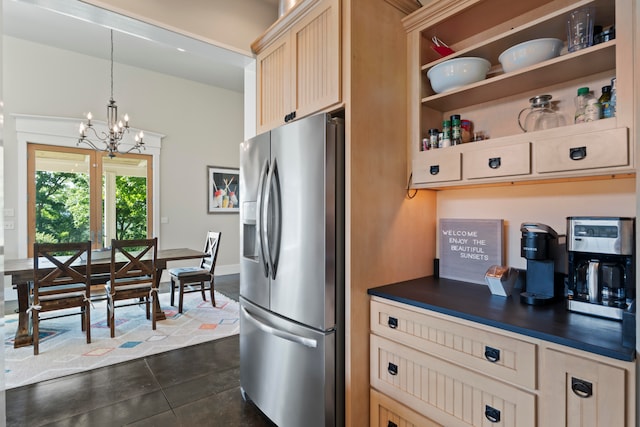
3, 0, 272, 92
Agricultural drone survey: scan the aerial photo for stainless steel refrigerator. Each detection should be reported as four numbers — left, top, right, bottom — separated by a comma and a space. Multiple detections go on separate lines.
239, 112, 344, 427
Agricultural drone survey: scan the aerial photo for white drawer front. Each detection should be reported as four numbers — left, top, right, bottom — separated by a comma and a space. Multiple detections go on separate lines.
371, 335, 536, 427
464, 142, 531, 179
371, 300, 537, 389
412, 150, 461, 184
535, 127, 628, 173
370, 388, 442, 427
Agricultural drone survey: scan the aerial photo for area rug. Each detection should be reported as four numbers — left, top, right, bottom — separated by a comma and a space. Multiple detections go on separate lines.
4, 290, 239, 389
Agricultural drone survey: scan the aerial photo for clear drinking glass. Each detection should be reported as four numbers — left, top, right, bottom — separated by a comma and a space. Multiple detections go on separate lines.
567, 7, 595, 52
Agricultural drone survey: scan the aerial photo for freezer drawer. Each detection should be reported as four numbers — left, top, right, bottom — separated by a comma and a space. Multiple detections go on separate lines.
240, 297, 336, 427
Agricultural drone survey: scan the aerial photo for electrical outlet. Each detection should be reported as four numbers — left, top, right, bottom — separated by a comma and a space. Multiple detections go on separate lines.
3, 221, 15, 230
3, 208, 15, 217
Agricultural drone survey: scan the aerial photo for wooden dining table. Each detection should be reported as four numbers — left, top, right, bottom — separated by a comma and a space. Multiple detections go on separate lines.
4, 247, 207, 348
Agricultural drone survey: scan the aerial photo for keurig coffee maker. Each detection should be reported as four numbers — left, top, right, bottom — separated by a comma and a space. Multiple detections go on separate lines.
567, 217, 635, 320
520, 223, 565, 305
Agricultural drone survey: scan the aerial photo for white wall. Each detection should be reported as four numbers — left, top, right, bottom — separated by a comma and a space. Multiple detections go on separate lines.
3, 36, 244, 274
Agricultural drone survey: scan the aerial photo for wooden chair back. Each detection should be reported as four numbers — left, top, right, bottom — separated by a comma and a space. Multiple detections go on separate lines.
109, 237, 158, 291
201, 231, 222, 275
33, 241, 92, 303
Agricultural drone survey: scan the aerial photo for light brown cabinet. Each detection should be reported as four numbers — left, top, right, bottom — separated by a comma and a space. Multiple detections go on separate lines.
403, 0, 635, 189
252, 0, 341, 133
540, 347, 629, 427
370, 297, 636, 427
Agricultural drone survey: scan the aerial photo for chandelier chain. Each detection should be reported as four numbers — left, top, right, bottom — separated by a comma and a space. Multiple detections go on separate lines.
77, 28, 144, 158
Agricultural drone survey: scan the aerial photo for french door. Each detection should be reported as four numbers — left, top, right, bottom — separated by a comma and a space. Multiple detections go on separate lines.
27, 144, 153, 256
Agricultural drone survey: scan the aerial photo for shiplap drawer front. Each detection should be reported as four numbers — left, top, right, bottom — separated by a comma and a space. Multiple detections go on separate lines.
370, 300, 536, 389
370, 388, 442, 427
412, 150, 462, 184
535, 127, 628, 173
464, 143, 531, 179
371, 335, 536, 427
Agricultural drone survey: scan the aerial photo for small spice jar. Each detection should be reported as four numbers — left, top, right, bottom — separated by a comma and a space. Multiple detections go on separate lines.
461, 120, 473, 143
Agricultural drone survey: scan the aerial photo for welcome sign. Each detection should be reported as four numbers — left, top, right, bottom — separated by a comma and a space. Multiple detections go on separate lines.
439, 218, 504, 284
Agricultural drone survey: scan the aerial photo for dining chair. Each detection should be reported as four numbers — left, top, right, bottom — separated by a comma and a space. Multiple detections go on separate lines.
31, 241, 92, 355
105, 237, 158, 338
169, 231, 221, 313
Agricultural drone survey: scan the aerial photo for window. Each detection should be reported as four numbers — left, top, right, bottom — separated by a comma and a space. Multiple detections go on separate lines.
27, 144, 152, 255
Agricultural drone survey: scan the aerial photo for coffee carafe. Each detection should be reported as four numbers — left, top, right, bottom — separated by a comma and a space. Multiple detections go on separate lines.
567, 217, 635, 320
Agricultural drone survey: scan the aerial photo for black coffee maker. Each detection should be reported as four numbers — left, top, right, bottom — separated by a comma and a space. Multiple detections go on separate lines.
520, 223, 565, 305
566, 217, 635, 320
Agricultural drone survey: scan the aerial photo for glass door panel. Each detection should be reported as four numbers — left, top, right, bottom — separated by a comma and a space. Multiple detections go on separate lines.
32, 149, 93, 245
101, 155, 149, 245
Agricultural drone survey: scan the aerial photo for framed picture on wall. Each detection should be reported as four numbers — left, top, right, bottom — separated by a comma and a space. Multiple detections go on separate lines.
207, 166, 240, 213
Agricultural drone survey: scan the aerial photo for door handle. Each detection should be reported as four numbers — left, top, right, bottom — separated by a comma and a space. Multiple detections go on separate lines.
264, 158, 282, 280
488, 157, 501, 169
241, 305, 317, 348
257, 159, 270, 278
571, 377, 593, 398
430, 165, 440, 175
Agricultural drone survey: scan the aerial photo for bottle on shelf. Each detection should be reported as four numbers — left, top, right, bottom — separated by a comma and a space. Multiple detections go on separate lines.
450, 115, 462, 145
574, 87, 596, 123
610, 77, 617, 117
428, 128, 439, 150
585, 97, 601, 122
441, 120, 451, 147
599, 85, 612, 118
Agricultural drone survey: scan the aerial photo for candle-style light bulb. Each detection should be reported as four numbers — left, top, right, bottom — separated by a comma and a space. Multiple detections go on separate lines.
79, 122, 85, 135
124, 114, 129, 125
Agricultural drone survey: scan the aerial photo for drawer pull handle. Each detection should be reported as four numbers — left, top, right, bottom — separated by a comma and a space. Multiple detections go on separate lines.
388, 317, 398, 329
387, 422, 398, 427
571, 377, 593, 398
569, 146, 587, 160
485, 405, 501, 423
484, 346, 500, 363
488, 157, 501, 169
429, 165, 440, 175
387, 362, 398, 376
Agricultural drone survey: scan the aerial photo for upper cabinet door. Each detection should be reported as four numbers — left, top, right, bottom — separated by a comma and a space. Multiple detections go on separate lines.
256, 34, 292, 133
290, 0, 340, 120
254, 0, 341, 134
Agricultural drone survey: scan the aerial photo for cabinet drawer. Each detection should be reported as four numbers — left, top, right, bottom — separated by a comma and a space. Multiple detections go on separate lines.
541, 348, 628, 427
464, 143, 531, 179
371, 335, 536, 427
535, 127, 629, 173
370, 389, 442, 427
371, 300, 536, 389
412, 150, 461, 184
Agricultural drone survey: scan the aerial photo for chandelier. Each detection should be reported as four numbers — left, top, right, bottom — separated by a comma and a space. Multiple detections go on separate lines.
78, 29, 144, 158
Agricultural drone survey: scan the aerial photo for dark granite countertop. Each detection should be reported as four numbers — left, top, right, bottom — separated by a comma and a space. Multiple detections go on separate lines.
368, 276, 636, 362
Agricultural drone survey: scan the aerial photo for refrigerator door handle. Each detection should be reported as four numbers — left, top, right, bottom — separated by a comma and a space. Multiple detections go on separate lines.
256, 159, 270, 278
263, 157, 282, 280
241, 305, 318, 348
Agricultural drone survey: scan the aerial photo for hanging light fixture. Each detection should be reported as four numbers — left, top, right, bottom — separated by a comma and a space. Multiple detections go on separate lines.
78, 29, 144, 158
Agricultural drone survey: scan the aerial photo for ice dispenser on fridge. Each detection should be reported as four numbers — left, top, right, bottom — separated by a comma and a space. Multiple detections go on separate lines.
567, 217, 635, 320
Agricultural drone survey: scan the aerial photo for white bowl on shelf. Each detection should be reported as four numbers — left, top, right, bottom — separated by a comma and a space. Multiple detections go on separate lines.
499, 38, 564, 73
427, 57, 491, 94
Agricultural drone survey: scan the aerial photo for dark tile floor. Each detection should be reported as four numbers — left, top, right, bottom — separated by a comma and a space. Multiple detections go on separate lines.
5, 274, 276, 427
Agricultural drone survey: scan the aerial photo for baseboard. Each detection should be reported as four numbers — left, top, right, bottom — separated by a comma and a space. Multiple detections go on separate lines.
215, 264, 240, 276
